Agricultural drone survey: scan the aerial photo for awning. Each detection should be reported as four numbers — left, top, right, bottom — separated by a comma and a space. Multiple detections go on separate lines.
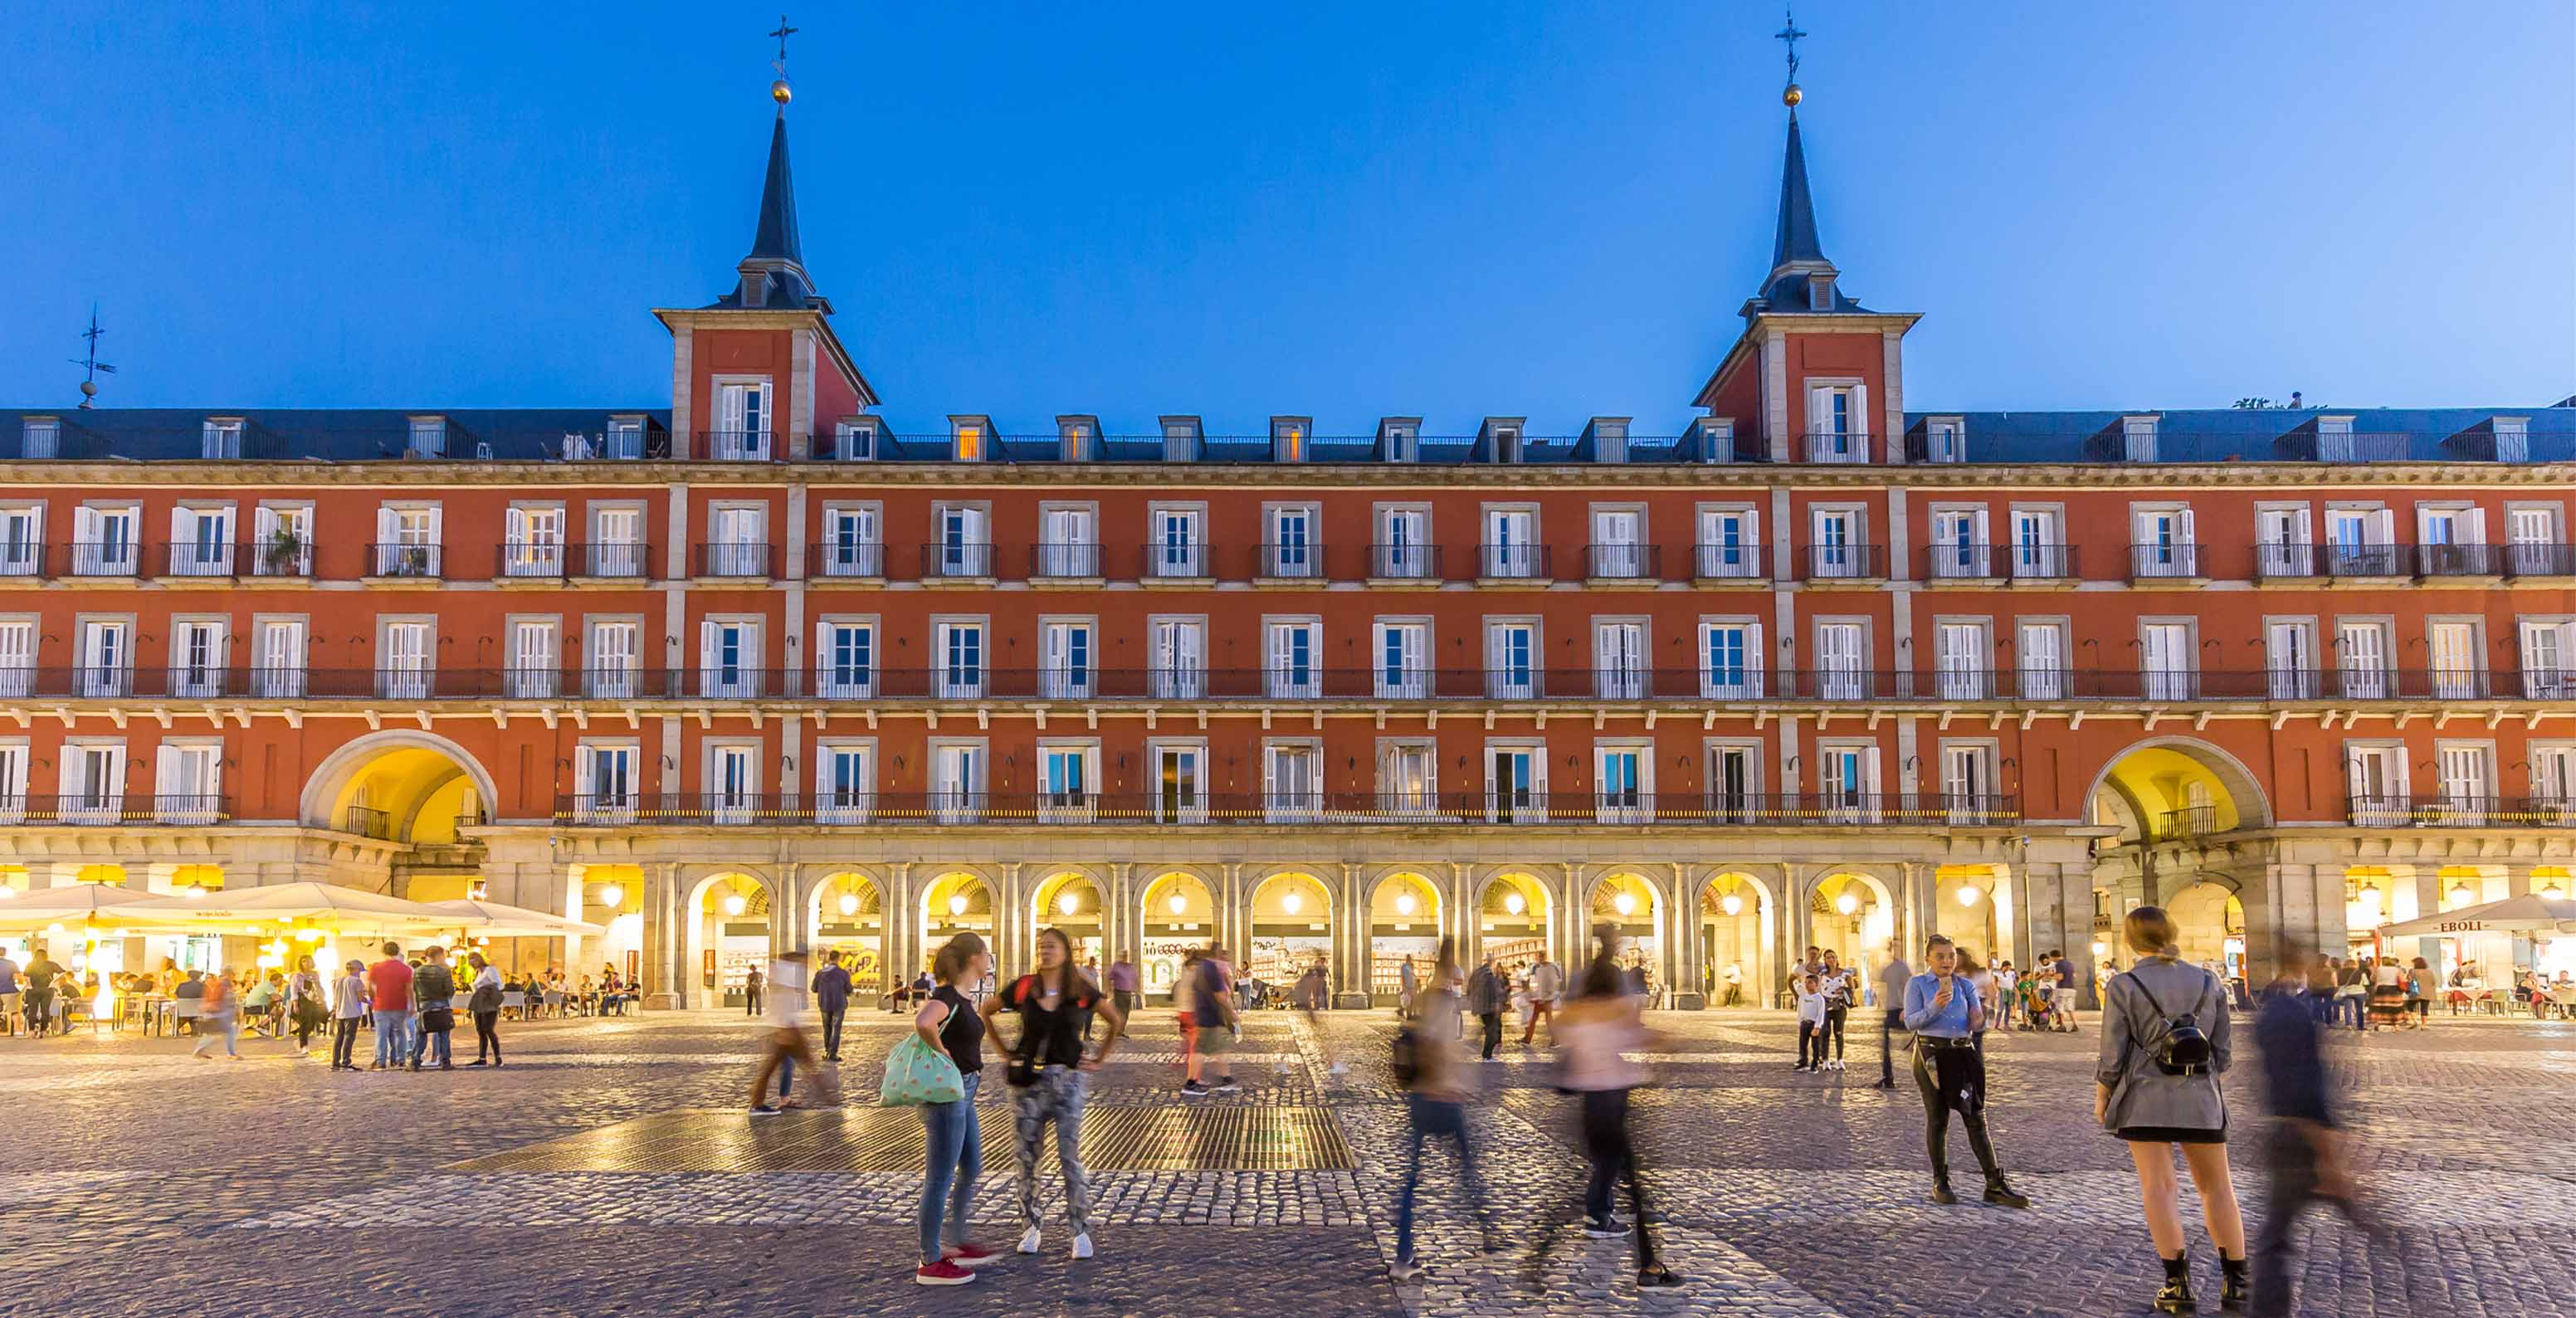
414, 898, 604, 938
0, 884, 212, 933
2378, 892, 2576, 939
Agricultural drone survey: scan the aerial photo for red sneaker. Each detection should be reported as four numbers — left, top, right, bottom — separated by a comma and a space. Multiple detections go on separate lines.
945, 1241, 1001, 1268
915, 1259, 975, 1286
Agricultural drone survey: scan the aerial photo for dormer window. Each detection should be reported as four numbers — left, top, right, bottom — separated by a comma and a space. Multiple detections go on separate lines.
2121, 415, 2159, 463
1271, 417, 1310, 464
955, 426, 983, 461
1380, 421, 1419, 463
1493, 427, 1522, 464
20, 417, 59, 460
1161, 417, 1201, 463
1803, 383, 1867, 462
835, 418, 878, 461
1923, 417, 1966, 464
1061, 422, 1093, 461
2315, 415, 2355, 463
407, 416, 447, 458
606, 416, 645, 460
1808, 273, 1836, 310
1695, 418, 1735, 464
2495, 417, 2530, 464
1587, 418, 1629, 465
202, 418, 245, 460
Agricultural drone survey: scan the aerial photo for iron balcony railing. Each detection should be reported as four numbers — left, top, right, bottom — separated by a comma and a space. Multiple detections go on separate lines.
2415, 544, 2497, 578
163, 541, 241, 577
2347, 794, 2576, 829
67, 540, 143, 577
344, 805, 392, 839
551, 789, 2021, 829
2255, 542, 2318, 580
1583, 544, 1661, 580
1476, 544, 1550, 579
2129, 543, 2203, 579
2153, 806, 2220, 841
1798, 431, 1872, 464
1031, 542, 1101, 579
2008, 544, 2077, 580
1805, 544, 1883, 580
1368, 543, 1442, 580
2505, 543, 2576, 577
0, 793, 232, 827
695, 543, 775, 578
2324, 544, 2410, 578
810, 540, 886, 579
694, 429, 774, 462
1141, 542, 1212, 579
921, 542, 997, 579
1258, 541, 1326, 580
1924, 543, 1993, 580
368, 542, 443, 578
1693, 542, 1764, 580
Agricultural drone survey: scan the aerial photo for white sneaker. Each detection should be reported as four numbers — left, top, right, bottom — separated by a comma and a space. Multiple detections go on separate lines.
1071, 1232, 1094, 1260
1328, 1062, 1349, 1076
1276, 1061, 1294, 1075
1017, 1227, 1042, 1255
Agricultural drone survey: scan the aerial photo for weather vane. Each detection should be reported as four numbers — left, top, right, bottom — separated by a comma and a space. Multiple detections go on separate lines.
1775, 4, 1808, 107
71, 304, 115, 409
768, 14, 798, 106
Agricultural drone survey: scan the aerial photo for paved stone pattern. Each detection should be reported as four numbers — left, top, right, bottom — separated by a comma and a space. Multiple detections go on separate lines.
0, 1005, 2570, 1316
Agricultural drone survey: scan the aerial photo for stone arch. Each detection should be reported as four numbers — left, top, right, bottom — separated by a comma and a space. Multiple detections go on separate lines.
297, 730, 502, 840
1137, 870, 1219, 998
1245, 870, 1334, 988
1806, 868, 1900, 974
2161, 877, 2245, 972
2084, 735, 2276, 837
1030, 869, 1109, 967
808, 869, 890, 988
1696, 869, 1778, 1006
1474, 870, 1556, 970
681, 869, 778, 1010
1364, 871, 1445, 1004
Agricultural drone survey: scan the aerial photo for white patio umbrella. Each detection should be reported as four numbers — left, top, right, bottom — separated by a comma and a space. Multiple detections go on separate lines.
166, 881, 461, 934
2377, 892, 2576, 939
0, 884, 212, 932
413, 898, 604, 938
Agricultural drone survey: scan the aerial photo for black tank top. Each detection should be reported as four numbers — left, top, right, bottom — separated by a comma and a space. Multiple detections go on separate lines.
931, 984, 984, 1073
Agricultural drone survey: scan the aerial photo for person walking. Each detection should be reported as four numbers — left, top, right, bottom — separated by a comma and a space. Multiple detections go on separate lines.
1289, 954, 1345, 1076
189, 970, 242, 1059
2098, 907, 2245, 1313
21, 949, 59, 1037
1106, 953, 1139, 1019
1817, 950, 1854, 1071
285, 955, 327, 1055
985, 927, 1125, 1261
744, 964, 765, 1018
1466, 952, 1505, 1062
2331, 956, 2366, 1031
366, 942, 413, 1071
1904, 935, 2030, 1208
465, 952, 505, 1067
1520, 949, 1563, 1047
2404, 956, 2433, 1028
1873, 940, 1912, 1090
1721, 961, 1743, 1008
1388, 938, 1494, 1282
411, 946, 457, 1071
812, 949, 853, 1062
1398, 953, 1419, 1015
1553, 933, 1683, 1289
912, 932, 995, 1286
329, 959, 368, 1071
1179, 943, 1239, 1096
748, 951, 816, 1115
2249, 954, 2381, 1317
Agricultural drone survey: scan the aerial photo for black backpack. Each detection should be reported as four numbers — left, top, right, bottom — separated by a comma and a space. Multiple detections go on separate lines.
2125, 969, 2215, 1076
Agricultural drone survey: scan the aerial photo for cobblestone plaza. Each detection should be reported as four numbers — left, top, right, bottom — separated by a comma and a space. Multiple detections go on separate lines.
1, 1006, 2567, 1317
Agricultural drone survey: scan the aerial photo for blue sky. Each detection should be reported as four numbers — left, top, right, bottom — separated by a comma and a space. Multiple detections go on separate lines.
2, 2, 2569, 436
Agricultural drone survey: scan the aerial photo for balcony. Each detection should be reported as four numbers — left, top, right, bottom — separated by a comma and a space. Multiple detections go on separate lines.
1368, 543, 1441, 583
1925, 543, 1996, 582
547, 789, 2022, 829
1029, 542, 1100, 580
2153, 806, 2219, 842
495, 539, 568, 580
1798, 431, 1871, 464
249, 537, 315, 578
1693, 542, 1764, 582
578, 541, 652, 579
1803, 544, 1883, 582
810, 540, 886, 580
1583, 544, 1660, 583
2254, 542, 2318, 581
2006, 544, 2077, 582
69, 540, 142, 578
1258, 541, 1325, 582
2505, 542, 2576, 578
2347, 794, 2576, 829
368, 542, 443, 579
2128, 543, 2203, 582
1141, 542, 1211, 582
2416, 544, 2499, 579
695, 429, 774, 462
920, 542, 996, 581
163, 541, 239, 578
0, 793, 232, 827
1476, 544, 1550, 582
694, 542, 774, 579
2323, 544, 2409, 580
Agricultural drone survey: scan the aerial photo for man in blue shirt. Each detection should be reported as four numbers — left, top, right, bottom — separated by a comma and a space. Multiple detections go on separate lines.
812, 949, 854, 1062
1902, 935, 2030, 1208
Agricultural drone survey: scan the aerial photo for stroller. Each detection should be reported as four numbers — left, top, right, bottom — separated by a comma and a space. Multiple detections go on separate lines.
2019, 976, 2056, 1031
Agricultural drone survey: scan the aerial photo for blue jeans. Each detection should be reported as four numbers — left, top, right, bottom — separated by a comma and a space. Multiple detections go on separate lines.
372, 1010, 409, 1067
1395, 1093, 1487, 1262
417, 1022, 451, 1066
920, 1071, 984, 1262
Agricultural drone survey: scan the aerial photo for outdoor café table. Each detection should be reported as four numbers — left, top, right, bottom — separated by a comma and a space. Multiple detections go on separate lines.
137, 997, 176, 1037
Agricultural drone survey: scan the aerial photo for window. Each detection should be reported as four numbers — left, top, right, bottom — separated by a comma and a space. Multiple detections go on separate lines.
2130, 506, 2198, 578
706, 744, 759, 824
0, 618, 29, 700
506, 618, 559, 698
2520, 618, 2574, 699
1061, 421, 1094, 462
1037, 505, 1097, 578
2009, 507, 2066, 578
504, 505, 566, 578
1697, 507, 1759, 579
816, 619, 876, 698
585, 619, 640, 699
1590, 508, 1647, 578
817, 505, 881, 578
1162, 420, 1198, 463
588, 505, 646, 578
1263, 741, 1324, 822
1266, 505, 1319, 578
1490, 426, 1523, 465
254, 618, 305, 699
168, 505, 235, 577
165, 619, 225, 698
202, 419, 244, 460
606, 417, 645, 461
21, 418, 60, 460
1941, 743, 1998, 823
0, 506, 40, 577
2434, 744, 2492, 823
932, 743, 986, 823
1482, 506, 1539, 578
1700, 621, 1763, 698
576, 743, 639, 823
931, 504, 991, 578
1041, 620, 1093, 698
1373, 620, 1429, 698
1923, 417, 1966, 464
1150, 618, 1205, 700
78, 618, 133, 698
251, 504, 311, 578
0, 740, 26, 823
1152, 507, 1206, 578
697, 618, 761, 699
1933, 621, 1990, 699
2316, 415, 2356, 464
1593, 743, 1650, 823
1151, 744, 1206, 823
952, 422, 984, 462
2531, 746, 2576, 807
815, 741, 874, 824
1817, 742, 1879, 823
1486, 620, 1538, 699
1808, 508, 1865, 578
2255, 506, 2314, 578
1486, 743, 1545, 823
2427, 620, 2481, 699
2417, 505, 2491, 576
2265, 619, 2319, 699
2324, 506, 2397, 577
1593, 620, 1647, 699
2139, 621, 2194, 700
407, 417, 446, 458
1804, 383, 1866, 461
707, 505, 766, 578
1039, 744, 1098, 821
2344, 744, 2408, 826
2505, 506, 2561, 577
1376, 506, 1431, 578
1382, 424, 1418, 464
73, 505, 139, 575
2334, 619, 2393, 700
376, 619, 432, 699
374, 505, 442, 578
2495, 417, 2530, 464
65, 742, 127, 823
2120, 415, 2159, 463
1379, 741, 1437, 817
2016, 620, 2066, 700
156, 742, 223, 823
1707, 743, 1760, 822
1813, 621, 1866, 700
1591, 421, 1629, 465
1929, 508, 1989, 579
934, 619, 985, 699
712, 383, 770, 460
1271, 418, 1307, 464
1265, 620, 1320, 698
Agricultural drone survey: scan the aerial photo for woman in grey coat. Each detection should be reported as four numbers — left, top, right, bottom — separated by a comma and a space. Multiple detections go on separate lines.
2096, 906, 2246, 1314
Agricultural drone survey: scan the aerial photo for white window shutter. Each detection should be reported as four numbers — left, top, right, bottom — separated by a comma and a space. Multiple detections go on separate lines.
1806, 385, 1831, 435
506, 507, 527, 544
2370, 508, 2394, 545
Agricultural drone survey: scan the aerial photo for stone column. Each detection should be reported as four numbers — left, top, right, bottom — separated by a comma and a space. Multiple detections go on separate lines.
642, 862, 683, 1011
1334, 863, 1368, 1009
773, 862, 805, 955
1105, 862, 1133, 972
2021, 859, 2089, 1008
886, 862, 915, 1001
1669, 862, 1705, 1010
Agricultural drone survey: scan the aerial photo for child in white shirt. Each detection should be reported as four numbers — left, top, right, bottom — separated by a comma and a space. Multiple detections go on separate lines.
1793, 974, 1829, 1072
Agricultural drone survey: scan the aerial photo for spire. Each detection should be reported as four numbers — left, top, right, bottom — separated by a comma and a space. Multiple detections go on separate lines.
747, 112, 804, 268
710, 17, 824, 312
1771, 112, 1826, 271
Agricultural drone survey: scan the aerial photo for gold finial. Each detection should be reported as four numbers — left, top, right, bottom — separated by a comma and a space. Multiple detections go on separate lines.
772, 79, 793, 105
1783, 84, 1802, 107
768, 15, 798, 106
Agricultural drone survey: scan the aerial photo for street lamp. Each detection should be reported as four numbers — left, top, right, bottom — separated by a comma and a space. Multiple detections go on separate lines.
1612, 891, 1637, 917
1281, 891, 1302, 916
1720, 893, 1743, 916
1955, 883, 1980, 906
599, 883, 623, 908
1504, 891, 1526, 916
1835, 892, 1859, 916
722, 893, 747, 917
838, 891, 859, 917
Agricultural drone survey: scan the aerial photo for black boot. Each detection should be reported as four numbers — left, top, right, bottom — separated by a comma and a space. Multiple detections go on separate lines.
2155, 1252, 2196, 1315
1982, 1179, 2030, 1208
2217, 1254, 2247, 1311
1929, 1177, 1957, 1205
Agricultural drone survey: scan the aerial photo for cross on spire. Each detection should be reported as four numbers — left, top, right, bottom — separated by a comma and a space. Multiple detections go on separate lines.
1774, 5, 1807, 96
769, 14, 798, 72
71, 303, 115, 408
